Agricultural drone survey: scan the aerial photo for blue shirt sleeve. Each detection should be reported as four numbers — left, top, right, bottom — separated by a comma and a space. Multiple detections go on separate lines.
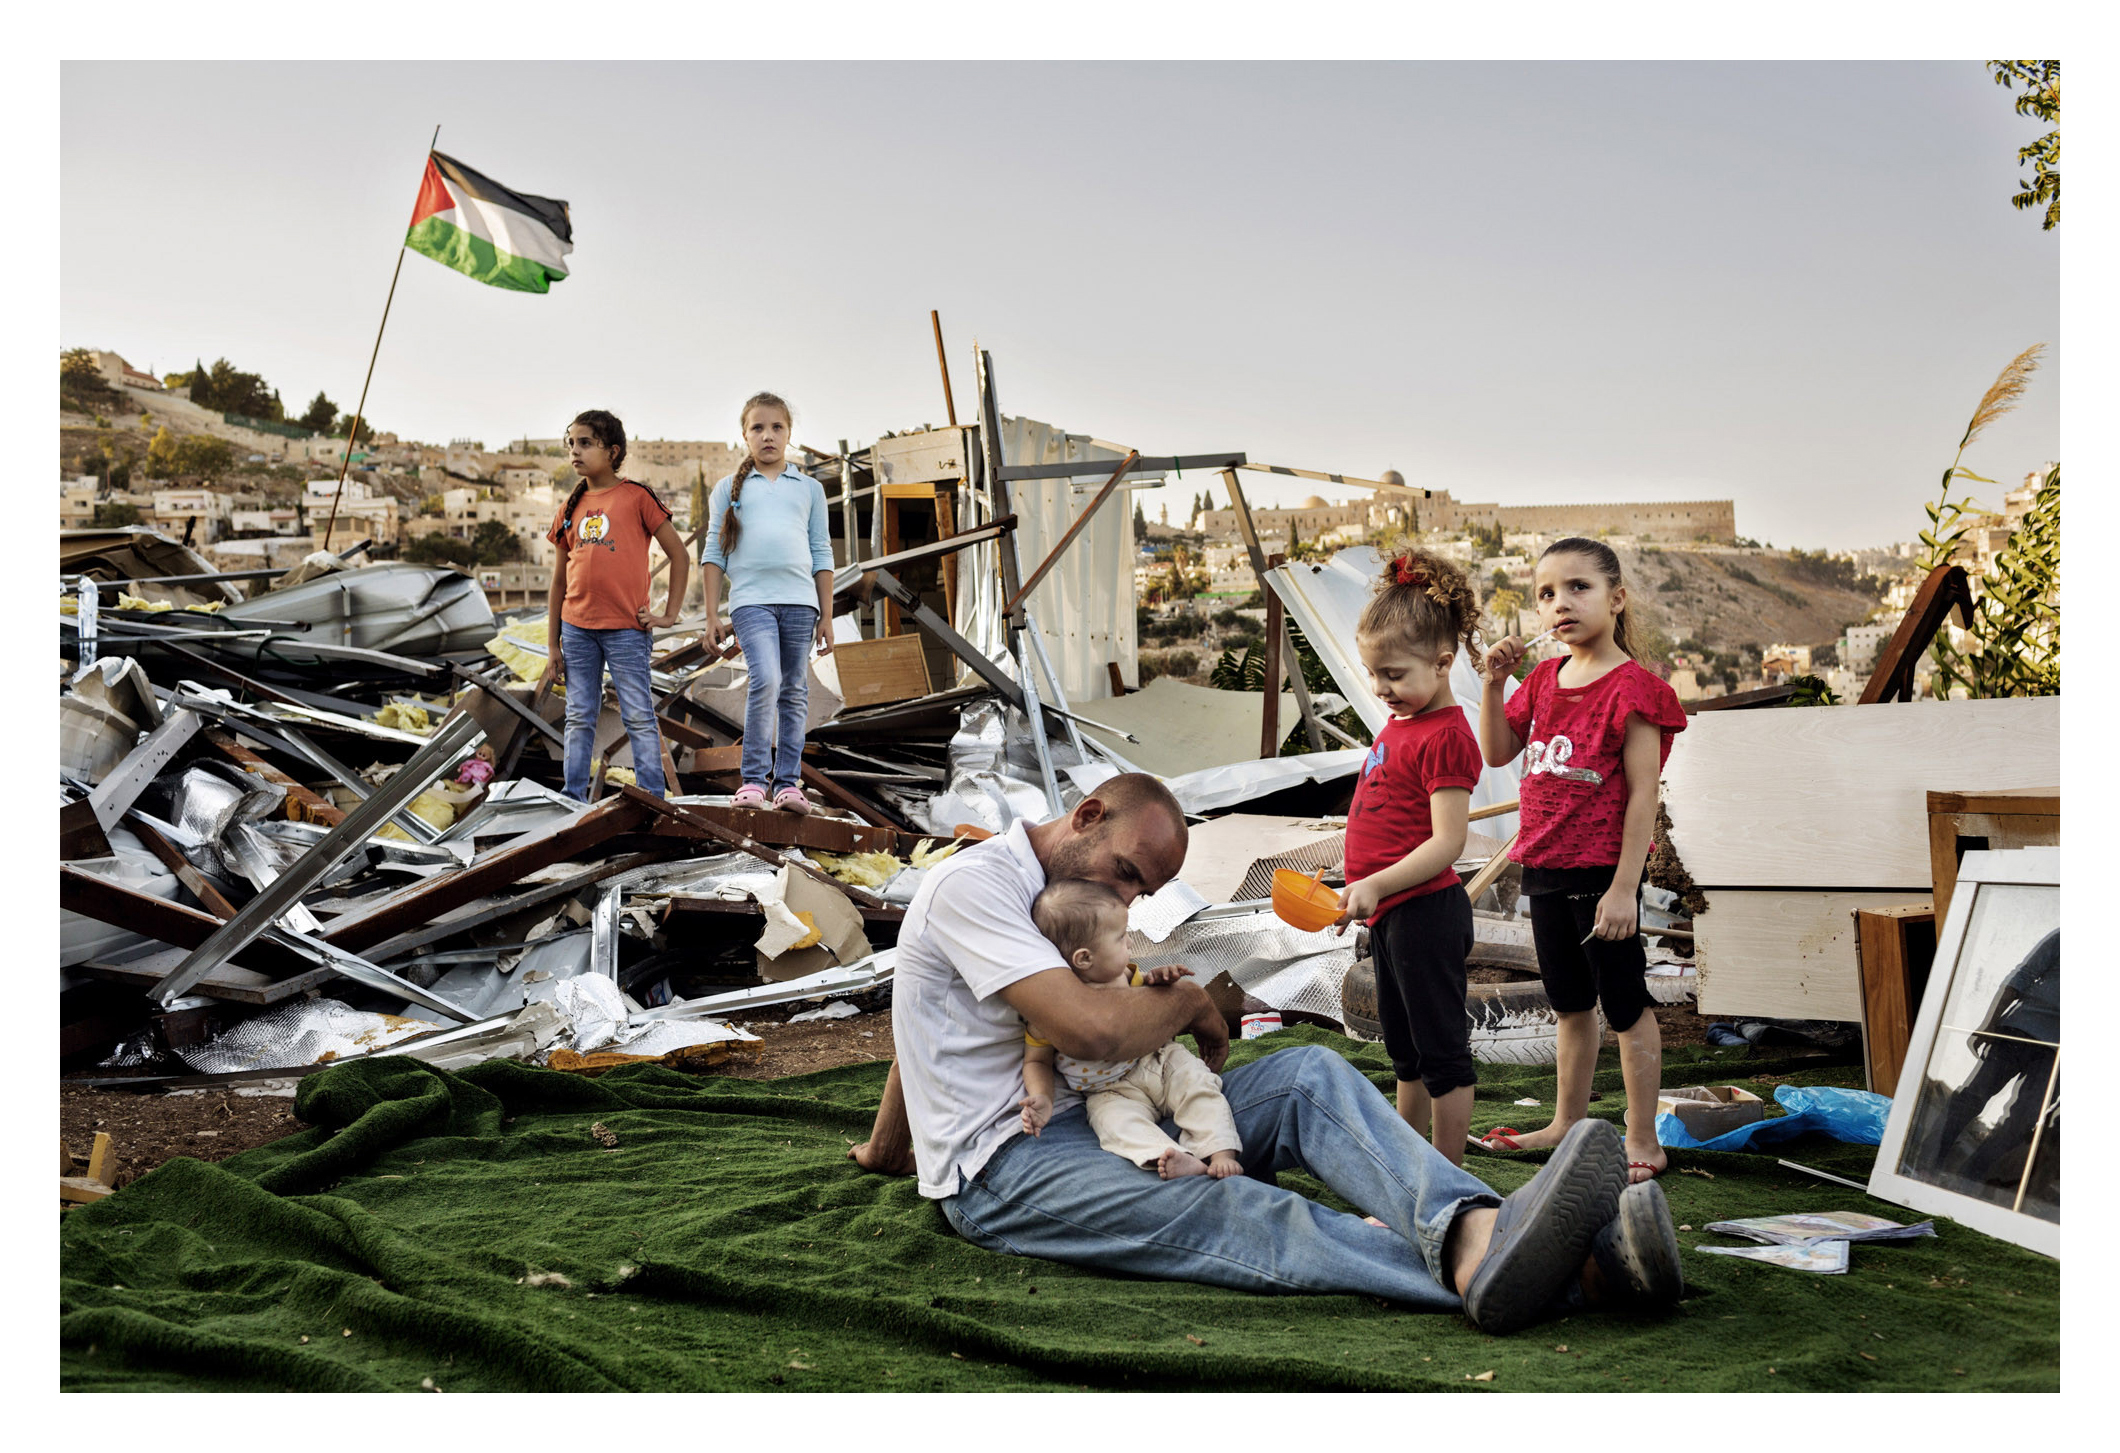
808, 476, 834, 576
701, 477, 732, 569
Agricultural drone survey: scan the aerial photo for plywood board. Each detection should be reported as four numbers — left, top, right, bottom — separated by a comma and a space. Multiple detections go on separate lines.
1695, 889, 1924, 1021
1663, 696, 2059, 890
816, 636, 931, 710
871, 428, 972, 486
1072, 676, 1300, 779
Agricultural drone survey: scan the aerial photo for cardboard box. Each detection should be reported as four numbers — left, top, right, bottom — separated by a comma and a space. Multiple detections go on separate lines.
831, 635, 932, 708
1656, 1085, 1765, 1140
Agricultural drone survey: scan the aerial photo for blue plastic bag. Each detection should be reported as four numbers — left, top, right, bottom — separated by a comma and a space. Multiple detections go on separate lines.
1654, 1084, 1892, 1152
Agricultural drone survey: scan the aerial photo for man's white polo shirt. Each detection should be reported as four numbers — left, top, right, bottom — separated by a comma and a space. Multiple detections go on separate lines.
893, 820, 1076, 1200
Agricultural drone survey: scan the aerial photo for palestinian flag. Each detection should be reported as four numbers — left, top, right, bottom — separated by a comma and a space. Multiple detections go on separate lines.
405, 151, 572, 294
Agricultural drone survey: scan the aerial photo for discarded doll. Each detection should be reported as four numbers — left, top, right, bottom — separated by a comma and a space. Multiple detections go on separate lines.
1017, 878, 1242, 1179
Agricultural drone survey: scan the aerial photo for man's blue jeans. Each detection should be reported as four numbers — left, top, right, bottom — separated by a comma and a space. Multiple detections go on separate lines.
729, 603, 818, 795
941, 1043, 1501, 1306
559, 622, 666, 801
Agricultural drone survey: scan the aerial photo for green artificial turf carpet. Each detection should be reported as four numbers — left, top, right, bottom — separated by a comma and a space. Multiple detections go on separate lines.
59, 1029, 2058, 1392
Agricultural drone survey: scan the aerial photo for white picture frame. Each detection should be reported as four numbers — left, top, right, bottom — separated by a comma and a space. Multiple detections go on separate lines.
1867, 847, 2059, 1258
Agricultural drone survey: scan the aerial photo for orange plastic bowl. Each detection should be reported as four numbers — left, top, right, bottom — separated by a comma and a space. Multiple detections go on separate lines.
1271, 869, 1342, 932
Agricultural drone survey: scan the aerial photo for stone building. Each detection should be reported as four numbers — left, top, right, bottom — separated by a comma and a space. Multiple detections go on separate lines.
1200, 486, 1736, 547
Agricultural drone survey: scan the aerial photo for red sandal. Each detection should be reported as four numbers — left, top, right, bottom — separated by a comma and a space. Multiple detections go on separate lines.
1476, 1126, 1527, 1152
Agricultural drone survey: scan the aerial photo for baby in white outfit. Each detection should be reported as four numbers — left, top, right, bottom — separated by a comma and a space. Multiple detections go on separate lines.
1017, 879, 1244, 1179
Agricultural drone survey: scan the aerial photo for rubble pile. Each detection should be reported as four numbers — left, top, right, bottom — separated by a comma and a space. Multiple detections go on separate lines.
60, 372, 1663, 1088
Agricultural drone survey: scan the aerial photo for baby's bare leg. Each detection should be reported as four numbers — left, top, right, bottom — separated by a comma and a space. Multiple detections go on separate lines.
1158, 1045, 1244, 1168
1085, 1082, 1182, 1170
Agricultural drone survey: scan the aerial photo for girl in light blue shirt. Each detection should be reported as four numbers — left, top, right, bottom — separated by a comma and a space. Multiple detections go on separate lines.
700, 390, 836, 812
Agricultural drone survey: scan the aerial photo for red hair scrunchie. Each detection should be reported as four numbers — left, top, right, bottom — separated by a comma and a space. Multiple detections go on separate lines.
1392, 555, 1426, 587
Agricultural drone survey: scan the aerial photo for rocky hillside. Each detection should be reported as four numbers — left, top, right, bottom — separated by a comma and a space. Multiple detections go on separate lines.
1618, 544, 1886, 655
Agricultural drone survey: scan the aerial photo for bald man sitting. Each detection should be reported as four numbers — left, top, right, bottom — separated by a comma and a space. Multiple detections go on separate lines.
850, 774, 1681, 1332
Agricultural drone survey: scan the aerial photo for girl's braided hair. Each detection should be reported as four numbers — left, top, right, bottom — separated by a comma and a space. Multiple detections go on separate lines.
1357, 548, 1482, 663
718, 391, 793, 556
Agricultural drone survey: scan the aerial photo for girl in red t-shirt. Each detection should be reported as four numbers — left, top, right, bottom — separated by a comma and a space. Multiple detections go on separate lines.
1333, 550, 1488, 1165
1477, 537, 1687, 1183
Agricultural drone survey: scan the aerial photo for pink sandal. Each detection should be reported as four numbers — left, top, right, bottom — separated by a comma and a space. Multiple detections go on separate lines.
774, 787, 813, 815
731, 784, 767, 808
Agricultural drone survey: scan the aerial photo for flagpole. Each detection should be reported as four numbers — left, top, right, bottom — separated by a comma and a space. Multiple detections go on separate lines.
323, 124, 440, 552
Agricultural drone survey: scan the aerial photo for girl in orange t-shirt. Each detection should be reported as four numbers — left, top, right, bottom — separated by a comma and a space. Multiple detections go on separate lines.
540, 408, 690, 800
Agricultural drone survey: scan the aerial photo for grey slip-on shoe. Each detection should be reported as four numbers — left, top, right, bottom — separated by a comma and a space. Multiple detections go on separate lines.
1461, 1118, 1626, 1335
1590, 1179, 1684, 1307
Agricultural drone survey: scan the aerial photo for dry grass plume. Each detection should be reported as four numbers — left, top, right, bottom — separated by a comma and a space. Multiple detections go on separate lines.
1960, 343, 2046, 449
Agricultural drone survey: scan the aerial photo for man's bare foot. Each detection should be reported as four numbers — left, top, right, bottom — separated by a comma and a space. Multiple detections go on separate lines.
1624, 1141, 1668, 1184
1205, 1150, 1243, 1179
1157, 1147, 1210, 1179
1480, 1120, 1575, 1152
846, 1140, 916, 1176
1446, 1206, 1498, 1296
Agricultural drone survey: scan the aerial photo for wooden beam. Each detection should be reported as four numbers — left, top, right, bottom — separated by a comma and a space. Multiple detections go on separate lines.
800, 763, 911, 831
1460, 831, 1520, 905
832, 517, 1015, 607
663, 895, 906, 926
1235, 462, 1430, 498
126, 815, 239, 919
200, 727, 346, 827
1261, 552, 1285, 757
933, 485, 959, 629
359, 849, 677, 963
931, 308, 958, 425
1859, 563, 1975, 705
1854, 902, 1937, 1093
997, 452, 1244, 482
617, 785, 895, 912
60, 867, 314, 978
319, 795, 652, 953
60, 799, 114, 861
654, 712, 724, 754
1691, 683, 1797, 712
645, 798, 913, 856
86, 1131, 116, 1187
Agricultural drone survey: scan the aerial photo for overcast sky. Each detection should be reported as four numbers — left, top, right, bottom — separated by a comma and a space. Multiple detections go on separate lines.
61, 60, 2059, 549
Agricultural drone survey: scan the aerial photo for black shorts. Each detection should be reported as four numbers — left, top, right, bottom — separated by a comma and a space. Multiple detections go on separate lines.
1370, 887, 1477, 1097
1524, 864, 1653, 1034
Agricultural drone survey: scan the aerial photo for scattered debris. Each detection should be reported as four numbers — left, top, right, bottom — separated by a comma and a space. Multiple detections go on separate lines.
590, 1122, 619, 1149
59, 360, 1648, 1100
60, 1131, 120, 1205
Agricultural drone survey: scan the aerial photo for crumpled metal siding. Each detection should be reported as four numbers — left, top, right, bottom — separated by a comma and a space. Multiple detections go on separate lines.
954, 416, 1147, 706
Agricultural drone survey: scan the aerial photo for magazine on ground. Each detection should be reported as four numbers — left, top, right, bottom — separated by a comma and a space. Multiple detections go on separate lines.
1694, 1241, 1851, 1274
1703, 1211, 1936, 1246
